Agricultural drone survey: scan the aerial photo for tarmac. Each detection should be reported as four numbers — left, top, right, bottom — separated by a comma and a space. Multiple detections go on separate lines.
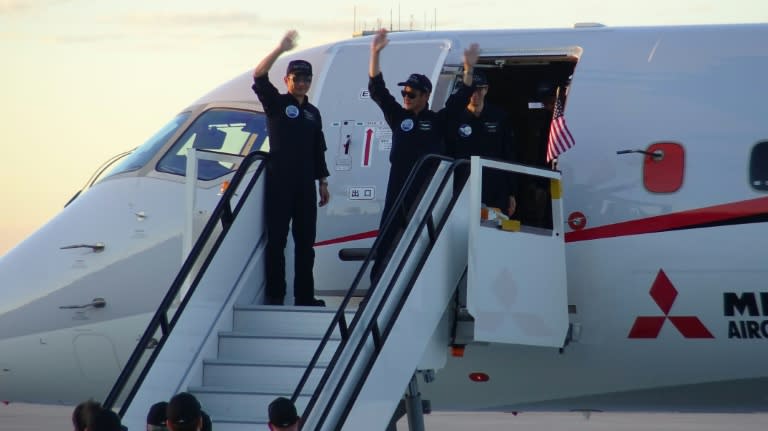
0, 403, 766, 430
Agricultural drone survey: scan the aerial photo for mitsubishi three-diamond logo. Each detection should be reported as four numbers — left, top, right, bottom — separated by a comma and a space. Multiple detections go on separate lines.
628, 269, 714, 339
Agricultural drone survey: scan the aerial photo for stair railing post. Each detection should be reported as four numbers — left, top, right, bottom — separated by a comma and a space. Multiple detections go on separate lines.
405, 373, 426, 431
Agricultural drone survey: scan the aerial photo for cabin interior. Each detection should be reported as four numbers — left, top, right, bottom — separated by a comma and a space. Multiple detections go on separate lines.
447, 55, 578, 228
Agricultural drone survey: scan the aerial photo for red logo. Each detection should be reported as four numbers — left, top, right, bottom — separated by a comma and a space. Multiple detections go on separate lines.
628, 270, 714, 339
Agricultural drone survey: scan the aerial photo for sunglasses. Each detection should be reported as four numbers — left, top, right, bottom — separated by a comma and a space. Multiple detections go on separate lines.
290, 75, 312, 83
401, 90, 419, 99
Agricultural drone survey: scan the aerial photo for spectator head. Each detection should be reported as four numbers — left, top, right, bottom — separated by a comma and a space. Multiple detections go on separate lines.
201, 410, 212, 431
147, 401, 169, 431
166, 392, 202, 431
268, 397, 300, 430
72, 399, 102, 431
89, 408, 126, 431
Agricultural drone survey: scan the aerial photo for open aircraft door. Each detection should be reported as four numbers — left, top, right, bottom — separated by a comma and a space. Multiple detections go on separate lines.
466, 156, 568, 347
310, 38, 453, 292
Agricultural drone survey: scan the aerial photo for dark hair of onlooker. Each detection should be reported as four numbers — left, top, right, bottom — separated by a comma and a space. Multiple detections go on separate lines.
147, 401, 169, 430
201, 410, 212, 431
166, 392, 202, 431
72, 399, 102, 431
89, 408, 125, 431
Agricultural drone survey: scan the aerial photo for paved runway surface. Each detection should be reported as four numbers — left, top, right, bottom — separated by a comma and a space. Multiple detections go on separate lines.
1, 403, 767, 430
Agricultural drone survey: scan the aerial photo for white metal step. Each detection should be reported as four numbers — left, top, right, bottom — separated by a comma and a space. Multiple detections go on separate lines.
203, 358, 328, 388
217, 332, 342, 362
206, 417, 268, 431
233, 305, 356, 337
190, 385, 311, 422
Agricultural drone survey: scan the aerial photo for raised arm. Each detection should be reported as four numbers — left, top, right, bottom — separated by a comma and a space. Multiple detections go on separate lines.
254, 30, 297, 78
462, 43, 479, 87
369, 28, 389, 78
442, 43, 481, 117
367, 28, 401, 122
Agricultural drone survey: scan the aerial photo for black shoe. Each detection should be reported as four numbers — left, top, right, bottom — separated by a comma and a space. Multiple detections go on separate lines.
296, 298, 325, 307
265, 296, 284, 305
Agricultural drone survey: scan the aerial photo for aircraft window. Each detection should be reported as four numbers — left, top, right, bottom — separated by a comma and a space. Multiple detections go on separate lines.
156, 109, 268, 180
643, 142, 685, 193
749, 141, 768, 192
102, 112, 191, 178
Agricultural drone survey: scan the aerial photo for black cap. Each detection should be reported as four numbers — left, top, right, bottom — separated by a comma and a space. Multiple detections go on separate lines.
397, 73, 432, 93
146, 401, 168, 427
201, 410, 212, 431
268, 397, 299, 427
472, 70, 488, 87
89, 408, 126, 431
167, 392, 201, 425
286, 59, 312, 76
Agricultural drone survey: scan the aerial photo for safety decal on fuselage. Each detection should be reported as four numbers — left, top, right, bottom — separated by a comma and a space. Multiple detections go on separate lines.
348, 186, 375, 200
361, 128, 374, 167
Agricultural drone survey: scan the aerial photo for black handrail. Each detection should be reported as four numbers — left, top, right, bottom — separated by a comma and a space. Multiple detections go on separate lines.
103, 150, 268, 414
292, 154, 450, 412
332, 160, 467, 428
293, 154, 464, 428
318, 158, 466, 430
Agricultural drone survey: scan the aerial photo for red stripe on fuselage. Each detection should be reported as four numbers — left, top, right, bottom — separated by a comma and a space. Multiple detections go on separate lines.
312, 197, 768, 247
565, 196, 768, 243
315, 230, 378, 247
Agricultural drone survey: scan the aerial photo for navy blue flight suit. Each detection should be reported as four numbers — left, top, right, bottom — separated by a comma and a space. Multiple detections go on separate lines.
252, 75, 330, 304
368, 73, 473, 281
445, 103, 517, 212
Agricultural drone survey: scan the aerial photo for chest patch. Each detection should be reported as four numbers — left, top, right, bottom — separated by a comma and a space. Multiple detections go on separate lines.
458, 124, 472, 137
285, 105, 300, 119
484, 121, 499, 133
304, 110, 316, 121
400, 118, 414, 132
418, 121, 432, 131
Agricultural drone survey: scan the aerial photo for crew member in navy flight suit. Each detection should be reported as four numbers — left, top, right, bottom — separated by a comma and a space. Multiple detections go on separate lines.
445, 70, 517, 216
252, 30, 330, 306
367, 28, 480, 282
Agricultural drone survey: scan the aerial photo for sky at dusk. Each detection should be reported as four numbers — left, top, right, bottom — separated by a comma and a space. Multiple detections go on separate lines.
1, 0, 766, 254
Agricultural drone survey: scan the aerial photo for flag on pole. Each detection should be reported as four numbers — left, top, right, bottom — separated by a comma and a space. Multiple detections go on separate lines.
546, 97, 575, 163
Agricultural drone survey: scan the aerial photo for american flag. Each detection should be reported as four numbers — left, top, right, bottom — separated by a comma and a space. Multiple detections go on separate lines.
546, 98, 575, 163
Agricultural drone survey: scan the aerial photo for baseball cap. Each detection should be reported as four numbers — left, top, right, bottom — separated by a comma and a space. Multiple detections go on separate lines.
89, 408, 127, 431
167, 392, 201, 426
268, 397, 299, 427
397, 73, 432, 93
472, 70, 488, 87
286, 60, 312, 76
146, 401, 168, 427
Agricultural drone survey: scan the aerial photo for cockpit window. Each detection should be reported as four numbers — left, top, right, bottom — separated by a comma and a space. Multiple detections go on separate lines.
103, 112, 192, 179
157, 109, 268, 180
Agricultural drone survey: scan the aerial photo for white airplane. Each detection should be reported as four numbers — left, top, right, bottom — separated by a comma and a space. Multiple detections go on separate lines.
1, 22, 767, 425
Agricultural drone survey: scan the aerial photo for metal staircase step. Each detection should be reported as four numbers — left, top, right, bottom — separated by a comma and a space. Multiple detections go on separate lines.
233, 305, 356, 337
217, 332, 342, 362
189, 385, 312, 423
203, 358, 328, 388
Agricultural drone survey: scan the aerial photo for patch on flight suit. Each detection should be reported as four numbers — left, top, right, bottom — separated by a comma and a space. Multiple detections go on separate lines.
418, 121, 432, 131
304, 110, 316, 121
484, 122, 499, 133
459, 124, 472, 137
400, 118, 414, 132
285, 105, 300, 119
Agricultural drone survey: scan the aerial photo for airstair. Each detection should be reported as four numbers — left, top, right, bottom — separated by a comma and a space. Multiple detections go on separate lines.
104, 151, 568, 431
